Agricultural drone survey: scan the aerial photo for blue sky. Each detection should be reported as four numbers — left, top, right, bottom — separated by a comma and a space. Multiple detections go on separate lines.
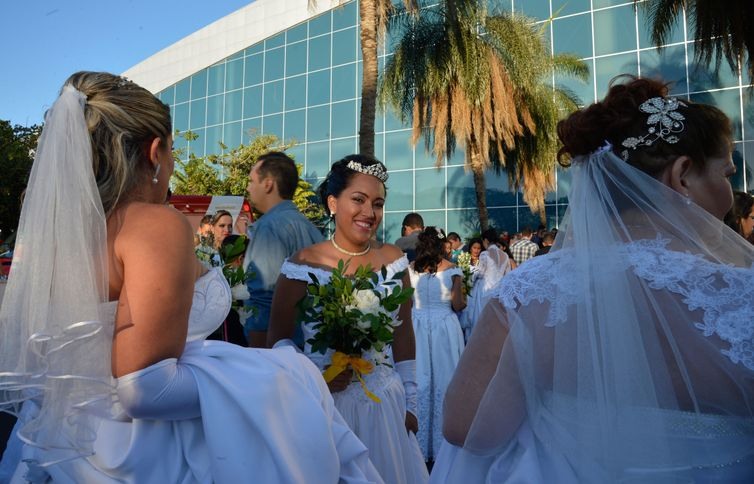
1, 0, 254, 127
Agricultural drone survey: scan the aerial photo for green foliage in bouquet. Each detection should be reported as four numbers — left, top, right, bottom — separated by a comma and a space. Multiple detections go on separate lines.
219, 235, 248, 287
300, 260, 414, 357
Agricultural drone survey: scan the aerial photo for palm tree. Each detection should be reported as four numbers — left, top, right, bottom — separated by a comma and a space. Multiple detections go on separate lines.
380, 1, 588, 230
637, 0, 754, 81
309, 0, 417, 157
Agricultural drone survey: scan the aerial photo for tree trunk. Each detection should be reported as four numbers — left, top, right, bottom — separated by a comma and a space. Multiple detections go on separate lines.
470, 151, 489, 232
358, 0, 378, 157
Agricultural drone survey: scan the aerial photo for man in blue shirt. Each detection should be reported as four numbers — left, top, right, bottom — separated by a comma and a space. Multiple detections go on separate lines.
243, 152, 323, 347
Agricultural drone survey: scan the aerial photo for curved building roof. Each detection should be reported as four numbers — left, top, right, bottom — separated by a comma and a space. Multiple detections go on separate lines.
123, 0, 341, 93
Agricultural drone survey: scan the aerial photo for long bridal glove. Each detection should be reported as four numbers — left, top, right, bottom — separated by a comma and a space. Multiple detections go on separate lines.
116, 358, 200, 420
395, 359, 418, 418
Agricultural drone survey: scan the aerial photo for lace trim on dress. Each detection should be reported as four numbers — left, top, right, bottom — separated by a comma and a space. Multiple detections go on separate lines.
280, 254, 410, 284
495, 238, 754, 371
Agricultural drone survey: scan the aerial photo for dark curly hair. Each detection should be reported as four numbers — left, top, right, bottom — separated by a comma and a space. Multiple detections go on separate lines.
557, 75, 731, 177
413, 227, 446, 274
317, 154, 388, 216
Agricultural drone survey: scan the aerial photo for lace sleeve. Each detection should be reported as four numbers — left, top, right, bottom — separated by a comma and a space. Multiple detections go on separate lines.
279, 260, 332, 284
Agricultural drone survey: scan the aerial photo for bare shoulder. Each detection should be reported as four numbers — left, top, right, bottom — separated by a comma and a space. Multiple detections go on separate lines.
114, 203, 194, 257
291, 241, 330, 265
377, 242, 405, 261
439, 259, 458, 271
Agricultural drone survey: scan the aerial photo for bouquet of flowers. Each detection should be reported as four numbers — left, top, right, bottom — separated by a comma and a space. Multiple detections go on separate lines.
299, 260, 414, 402
456, 251, 475, 297
195, 233, 220, 270
218, 235, 251, 315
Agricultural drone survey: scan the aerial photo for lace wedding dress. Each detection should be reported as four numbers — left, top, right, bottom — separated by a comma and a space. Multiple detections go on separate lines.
460, 245, 511, 340
281, 255, 429, 484
408, 267, 465, 461
430, 146, 754, 483
3, 268, 381, 483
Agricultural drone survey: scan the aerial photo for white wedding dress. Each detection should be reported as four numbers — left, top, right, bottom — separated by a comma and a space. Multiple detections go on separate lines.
408, 267, 465, 461
3, 268, 381, 483
281, 255, 429, 484
461, 245, 510, 340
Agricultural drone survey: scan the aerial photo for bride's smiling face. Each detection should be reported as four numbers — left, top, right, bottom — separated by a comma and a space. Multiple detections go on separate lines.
328, 173, 385, 245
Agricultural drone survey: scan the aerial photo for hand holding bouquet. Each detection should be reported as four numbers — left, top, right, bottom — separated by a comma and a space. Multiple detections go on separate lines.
456, 251, 474, 297
299, 260, 414, 402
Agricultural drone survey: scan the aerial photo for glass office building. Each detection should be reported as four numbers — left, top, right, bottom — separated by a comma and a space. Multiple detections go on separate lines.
132, 0, 753, 241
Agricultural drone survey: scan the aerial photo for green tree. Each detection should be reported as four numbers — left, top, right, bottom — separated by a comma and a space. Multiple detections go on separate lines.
637, 0, 754, 82
0, 121, 41, 237
171, 131, 326, 226
310, 0, 418, 156
380, 1, 587, 229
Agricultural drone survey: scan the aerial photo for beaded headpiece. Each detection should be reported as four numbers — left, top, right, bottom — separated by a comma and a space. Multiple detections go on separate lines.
346, 160, 389, 182
620, 96, 687, 161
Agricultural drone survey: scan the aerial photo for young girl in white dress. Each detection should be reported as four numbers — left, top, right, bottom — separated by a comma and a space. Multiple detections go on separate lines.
408, 227, 466, 462
268, 155, 429, 484
0, 72, 381, 483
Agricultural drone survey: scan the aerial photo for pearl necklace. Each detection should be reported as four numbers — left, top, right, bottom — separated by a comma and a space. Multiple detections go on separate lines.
331, 237, 370, 257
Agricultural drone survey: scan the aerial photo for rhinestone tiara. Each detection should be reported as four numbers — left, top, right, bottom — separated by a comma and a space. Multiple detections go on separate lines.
346, 160, 389, 182
620, 96, 687, 161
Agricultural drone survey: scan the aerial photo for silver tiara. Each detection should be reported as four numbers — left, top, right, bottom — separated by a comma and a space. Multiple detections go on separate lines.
346, 160, 389, 182
620, 96, 686, 161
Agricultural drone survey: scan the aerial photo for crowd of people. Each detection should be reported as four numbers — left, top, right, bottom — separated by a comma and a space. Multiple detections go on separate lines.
0, 71, 752, 483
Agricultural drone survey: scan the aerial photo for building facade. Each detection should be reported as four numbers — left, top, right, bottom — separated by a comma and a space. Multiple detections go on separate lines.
125, 0, 754, 242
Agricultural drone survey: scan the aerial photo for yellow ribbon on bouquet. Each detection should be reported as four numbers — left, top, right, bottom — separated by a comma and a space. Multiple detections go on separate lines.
322, 351, 381, 403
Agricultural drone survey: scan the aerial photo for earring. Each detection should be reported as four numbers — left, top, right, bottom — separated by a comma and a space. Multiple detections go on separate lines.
151, 164, 161, 185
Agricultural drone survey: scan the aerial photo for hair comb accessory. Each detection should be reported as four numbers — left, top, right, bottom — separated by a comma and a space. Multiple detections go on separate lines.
620, 96, 686, 161
433, 227, 445, 239
346, 160, 389, 182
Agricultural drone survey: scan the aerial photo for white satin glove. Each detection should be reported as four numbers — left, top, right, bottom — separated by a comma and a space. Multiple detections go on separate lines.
395, 359, 417, 418
116, 358, 200, 420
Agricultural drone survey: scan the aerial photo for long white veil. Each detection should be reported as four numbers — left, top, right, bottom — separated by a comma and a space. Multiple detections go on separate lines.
457, 144, 754, 480
0, 86, 112, 462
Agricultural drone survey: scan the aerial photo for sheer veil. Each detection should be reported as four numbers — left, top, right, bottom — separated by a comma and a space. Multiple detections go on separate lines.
459, 144, 754, 480
0, 86, 112, 462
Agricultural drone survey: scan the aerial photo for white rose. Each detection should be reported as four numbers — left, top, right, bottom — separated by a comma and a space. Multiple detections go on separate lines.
231, 283, 250, 301
352, 289, 381, 316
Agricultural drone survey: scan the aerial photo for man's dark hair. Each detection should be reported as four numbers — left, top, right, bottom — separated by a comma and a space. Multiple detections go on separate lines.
542, 231, 555, 245
521, 227, 533, 237
447, 232, 461, 242
256, 151, 298, 200
402, 212, 424, 230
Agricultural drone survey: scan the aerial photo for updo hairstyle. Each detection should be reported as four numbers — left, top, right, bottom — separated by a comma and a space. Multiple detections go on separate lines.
64, 71, 172, 215
317, 154, 388, 217
211, 210, 233, 226
557, 76, 731, 177
724, 191, 754, 235
414, 226, 446, 274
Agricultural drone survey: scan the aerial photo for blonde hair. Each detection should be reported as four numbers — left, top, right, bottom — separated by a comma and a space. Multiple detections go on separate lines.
64, 71, 172, 215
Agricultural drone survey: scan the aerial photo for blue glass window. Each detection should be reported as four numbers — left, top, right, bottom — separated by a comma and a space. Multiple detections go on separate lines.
308, 69, 331, 106
556, 66, 595, 106
446, 208, 477, 237
333, 28, 357, 66
487, 207, 518, 232
224, 90, 243, 122
242, 118, 262, 140
308, 35, 332, 71
639, 45, 687, 95
245, 43, 263, 56
244, 54, 263, 86
385, 131, 413, 170
309, 11, 331, 38
306, 141, 331, 178
332, 63, 357, 102
243, 86, 262, 119
331, 137, 357, 161
189, 99, 206, 129
552, 0, 590, 17
287, 23, 307, 44
264, 48, 285, 81
265, 32, 285, 50
159, 86, 174, 104
690, 89, 743, 141
190, 70, 208, 100
173, 102, 189, 132
175, 79, 190, 104
595, 53, 638, 99
286, 41, 308, 77
486, 170, 516, 207
263, 80, 284, 115
225, 59, 243, 91
552, 14, 593, 59
415, 144, 438, 169
206, 95, 224, 126
307, 105, 330, 141
593, 5, 637, 56
284, 109, 306, 143
446, 165, 477, 209
331, 101, 356, 139
285, 75, 307, 110
386, 170, 413, 212
224, 121, 242, 150
688, 42, 740, 92
188, 128, 205, 158
515, 0, 549, 21
638, 7, 684, 48
205, 125, 223, 155
207, 64, 225, 96
333, 1, 357, 30
263, 114, 284, 139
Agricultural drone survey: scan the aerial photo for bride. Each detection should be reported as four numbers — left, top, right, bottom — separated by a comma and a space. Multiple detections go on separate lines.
268, 155, 429, 484
432, 76, 754, 482
0, 72, 381, 483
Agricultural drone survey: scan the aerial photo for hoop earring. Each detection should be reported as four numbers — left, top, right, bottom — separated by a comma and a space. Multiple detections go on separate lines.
151, 164, 161, 185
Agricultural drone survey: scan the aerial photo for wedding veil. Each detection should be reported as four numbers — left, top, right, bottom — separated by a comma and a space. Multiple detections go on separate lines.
0, 86, 112, 462
456, 144, 754, 480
